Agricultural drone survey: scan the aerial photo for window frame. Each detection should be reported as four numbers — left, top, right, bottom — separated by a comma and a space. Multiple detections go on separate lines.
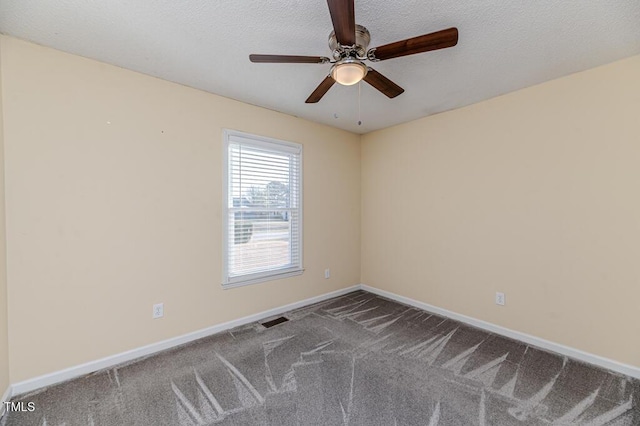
222, 129, 303, 289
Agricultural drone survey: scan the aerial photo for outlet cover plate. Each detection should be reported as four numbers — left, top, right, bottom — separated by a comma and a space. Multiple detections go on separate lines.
153, 303, 164, 319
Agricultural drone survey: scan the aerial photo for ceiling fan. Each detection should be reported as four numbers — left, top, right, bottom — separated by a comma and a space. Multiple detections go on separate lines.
249, 0, 458, 103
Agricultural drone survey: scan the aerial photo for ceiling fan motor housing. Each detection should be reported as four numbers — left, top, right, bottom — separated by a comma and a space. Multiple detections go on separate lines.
329, 24, 371, 59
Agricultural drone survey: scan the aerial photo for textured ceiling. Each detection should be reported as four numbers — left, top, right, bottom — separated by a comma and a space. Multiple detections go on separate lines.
1, 1, 639, 134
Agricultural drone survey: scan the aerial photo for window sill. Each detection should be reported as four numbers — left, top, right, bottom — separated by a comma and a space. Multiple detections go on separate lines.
222, 268, 304, 289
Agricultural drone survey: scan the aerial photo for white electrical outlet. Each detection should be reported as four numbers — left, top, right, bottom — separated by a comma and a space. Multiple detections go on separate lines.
324, 269, 330, 279
495, 292, 506, 306
153, 303, 164, 319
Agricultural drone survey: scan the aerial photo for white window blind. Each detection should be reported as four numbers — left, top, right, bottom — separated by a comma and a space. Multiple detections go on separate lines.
223, 130, 303, 288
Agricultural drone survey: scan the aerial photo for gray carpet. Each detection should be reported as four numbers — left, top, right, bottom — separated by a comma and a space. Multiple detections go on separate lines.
2, 290, 639, 425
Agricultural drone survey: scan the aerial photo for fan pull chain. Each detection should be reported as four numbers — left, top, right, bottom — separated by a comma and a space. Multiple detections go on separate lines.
358, 81, 362, 126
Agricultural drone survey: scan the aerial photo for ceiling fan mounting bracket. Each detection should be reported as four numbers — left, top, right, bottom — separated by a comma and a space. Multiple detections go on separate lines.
366, 48, 379, 62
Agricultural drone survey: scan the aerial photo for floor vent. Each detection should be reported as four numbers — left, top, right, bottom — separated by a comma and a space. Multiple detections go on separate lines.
261, 316, 289, 328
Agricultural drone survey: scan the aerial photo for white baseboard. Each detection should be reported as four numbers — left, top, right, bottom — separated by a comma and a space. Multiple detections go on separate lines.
11, 282, 638, 399
0, 385, 12, 418
361, 284, 640, 380
11, 285, 360, 396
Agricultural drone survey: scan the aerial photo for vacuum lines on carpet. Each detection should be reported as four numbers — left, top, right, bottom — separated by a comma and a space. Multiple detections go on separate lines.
2, 290, 638, 425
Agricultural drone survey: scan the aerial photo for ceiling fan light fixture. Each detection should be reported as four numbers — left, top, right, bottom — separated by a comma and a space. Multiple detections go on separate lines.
331, 59, 367, 86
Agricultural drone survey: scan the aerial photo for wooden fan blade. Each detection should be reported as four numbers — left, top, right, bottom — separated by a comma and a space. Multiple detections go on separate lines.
305, 76, 336, 103
250, 54, 330, 64
327, 0, 355, 46
363, 68, 404, 98
369, 28, 458, 61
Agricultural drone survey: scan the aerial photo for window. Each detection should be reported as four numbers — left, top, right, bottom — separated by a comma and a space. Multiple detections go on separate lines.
223, 130, 303, 288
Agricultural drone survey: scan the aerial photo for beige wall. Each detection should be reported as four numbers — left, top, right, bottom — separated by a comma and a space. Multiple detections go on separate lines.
362, 55, 640, 368
0, 36, 361, 382
0, 38, 10, 397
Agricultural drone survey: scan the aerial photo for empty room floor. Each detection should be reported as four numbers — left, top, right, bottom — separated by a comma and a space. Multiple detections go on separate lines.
2, 291, 638, 425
